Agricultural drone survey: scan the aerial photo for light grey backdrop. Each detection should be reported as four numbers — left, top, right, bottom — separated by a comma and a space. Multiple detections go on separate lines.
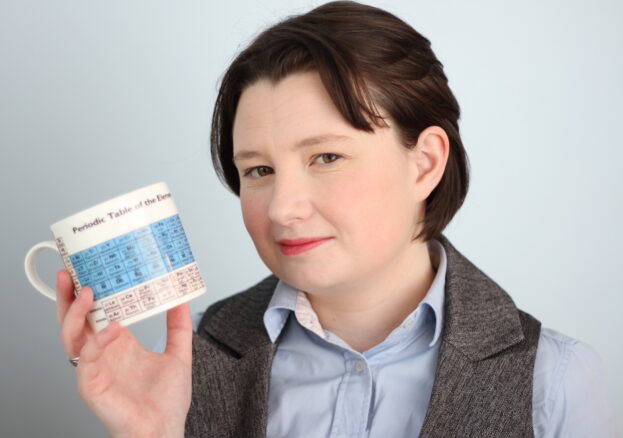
1, 0, 621, 436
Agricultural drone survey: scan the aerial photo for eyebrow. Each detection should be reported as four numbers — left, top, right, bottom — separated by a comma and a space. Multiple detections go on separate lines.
232, 134, 352, 163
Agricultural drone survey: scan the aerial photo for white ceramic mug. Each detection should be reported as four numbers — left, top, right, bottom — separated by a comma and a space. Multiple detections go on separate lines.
24, 181, 206, 332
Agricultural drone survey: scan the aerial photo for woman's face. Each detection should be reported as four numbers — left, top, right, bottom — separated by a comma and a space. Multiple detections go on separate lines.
232, 71, 426, 296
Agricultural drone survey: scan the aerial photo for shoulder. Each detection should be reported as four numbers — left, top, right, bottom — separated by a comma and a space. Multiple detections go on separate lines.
532, 327, 616, 437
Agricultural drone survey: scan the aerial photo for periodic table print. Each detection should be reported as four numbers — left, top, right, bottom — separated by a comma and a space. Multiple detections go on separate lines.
68, 215, 203, 323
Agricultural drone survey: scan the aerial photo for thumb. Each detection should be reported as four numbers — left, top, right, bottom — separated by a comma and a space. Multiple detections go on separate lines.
164, 303, 192, 363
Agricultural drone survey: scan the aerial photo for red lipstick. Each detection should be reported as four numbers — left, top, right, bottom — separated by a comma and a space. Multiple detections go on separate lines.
277, 237, 333, 256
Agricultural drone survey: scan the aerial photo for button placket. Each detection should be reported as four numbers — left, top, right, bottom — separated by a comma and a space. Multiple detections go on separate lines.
333, 355, 373, 437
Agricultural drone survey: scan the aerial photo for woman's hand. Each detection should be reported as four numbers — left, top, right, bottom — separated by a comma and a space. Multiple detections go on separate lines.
56, 269, 192, 438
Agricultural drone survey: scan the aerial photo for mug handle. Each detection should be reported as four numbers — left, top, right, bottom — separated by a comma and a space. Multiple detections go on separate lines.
24, 241, 60, 301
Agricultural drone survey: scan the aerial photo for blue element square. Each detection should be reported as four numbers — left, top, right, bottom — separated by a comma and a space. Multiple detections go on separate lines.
166, 251, 182, 269
179, 248, 194, 265
136, 233, 158, 246
172, 236, 189, 249
140, 245, 160, 260
110, 273, 131, 291
70, 253, 84, 264
154, 231, 170, 245
159, 241, 175, 253
120, 245, 139, 259
106, 262, 125, 277
86, 257, 103, 270
101, 249, 123, 266
152, 220, 168, 230
123, 253, 143, 269
93, 280, 113, 298
147, 258, 167, 277
74, 262, 89, 277
127, 265, 149, 284
120, 242, 138, 253
169, 226, 184, 238
91, 269, 107, 283
78, 274, 91, 287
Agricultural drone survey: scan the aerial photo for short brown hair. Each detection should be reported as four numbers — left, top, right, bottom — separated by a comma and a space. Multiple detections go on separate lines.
211, 0, 470, 242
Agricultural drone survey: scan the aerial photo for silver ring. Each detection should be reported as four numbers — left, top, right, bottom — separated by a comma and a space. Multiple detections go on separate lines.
68, 356, 80, 367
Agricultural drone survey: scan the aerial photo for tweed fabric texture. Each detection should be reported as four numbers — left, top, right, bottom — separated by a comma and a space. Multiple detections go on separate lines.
185, 235, 541, 437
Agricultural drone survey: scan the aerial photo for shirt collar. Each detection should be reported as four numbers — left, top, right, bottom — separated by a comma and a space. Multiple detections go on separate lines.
263, 238, 448, 347
262, 279, 298, 343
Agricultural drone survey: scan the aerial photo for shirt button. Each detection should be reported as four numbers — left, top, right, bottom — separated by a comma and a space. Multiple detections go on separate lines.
355, 360, 365, 373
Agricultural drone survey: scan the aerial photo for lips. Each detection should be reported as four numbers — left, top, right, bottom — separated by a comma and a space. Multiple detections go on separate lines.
277, 237, 333, 256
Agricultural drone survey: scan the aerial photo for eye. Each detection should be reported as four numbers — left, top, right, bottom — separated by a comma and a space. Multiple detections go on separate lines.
241, 154, 341, 179
313, 153, 341, 165
243, 166, 273, 179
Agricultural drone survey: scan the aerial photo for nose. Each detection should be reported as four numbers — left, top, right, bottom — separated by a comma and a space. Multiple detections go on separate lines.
267, 173, 313, 226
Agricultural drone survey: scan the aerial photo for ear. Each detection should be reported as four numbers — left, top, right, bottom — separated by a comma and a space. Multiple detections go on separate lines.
409, 126, 450, 202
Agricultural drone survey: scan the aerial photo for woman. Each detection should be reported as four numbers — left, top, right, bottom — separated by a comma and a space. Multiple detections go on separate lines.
55, 2, 615, 437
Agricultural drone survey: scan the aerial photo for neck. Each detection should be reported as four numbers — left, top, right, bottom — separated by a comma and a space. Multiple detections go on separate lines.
307, 240, 437, 353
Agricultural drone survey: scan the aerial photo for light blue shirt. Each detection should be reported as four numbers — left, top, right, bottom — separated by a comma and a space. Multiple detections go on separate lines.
156, 239, 617, 437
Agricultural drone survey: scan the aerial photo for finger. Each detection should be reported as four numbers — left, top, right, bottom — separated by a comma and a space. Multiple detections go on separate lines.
79, 321, 122, 365
164, 303, 192, 363
61, 287, 94, 357
78, 322, 122, 383
56, 269, 76, 326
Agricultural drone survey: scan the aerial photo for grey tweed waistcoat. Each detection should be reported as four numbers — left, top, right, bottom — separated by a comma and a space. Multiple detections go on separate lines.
185, 235, 541, 437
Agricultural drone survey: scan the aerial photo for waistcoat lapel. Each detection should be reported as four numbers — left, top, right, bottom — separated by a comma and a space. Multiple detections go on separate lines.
419, 235, 541, 437
186, 276, 278, 438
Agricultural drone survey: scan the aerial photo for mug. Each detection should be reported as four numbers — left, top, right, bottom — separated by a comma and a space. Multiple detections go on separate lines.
24, 181, 206, 332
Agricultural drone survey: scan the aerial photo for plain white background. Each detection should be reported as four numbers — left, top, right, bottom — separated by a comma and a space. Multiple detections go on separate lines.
1, 0, 621, 436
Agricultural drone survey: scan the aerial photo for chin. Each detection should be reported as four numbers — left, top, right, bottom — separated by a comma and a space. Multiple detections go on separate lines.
272, 266, 342, 294
269, 266, 324, 292
259, 245, 346, 293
